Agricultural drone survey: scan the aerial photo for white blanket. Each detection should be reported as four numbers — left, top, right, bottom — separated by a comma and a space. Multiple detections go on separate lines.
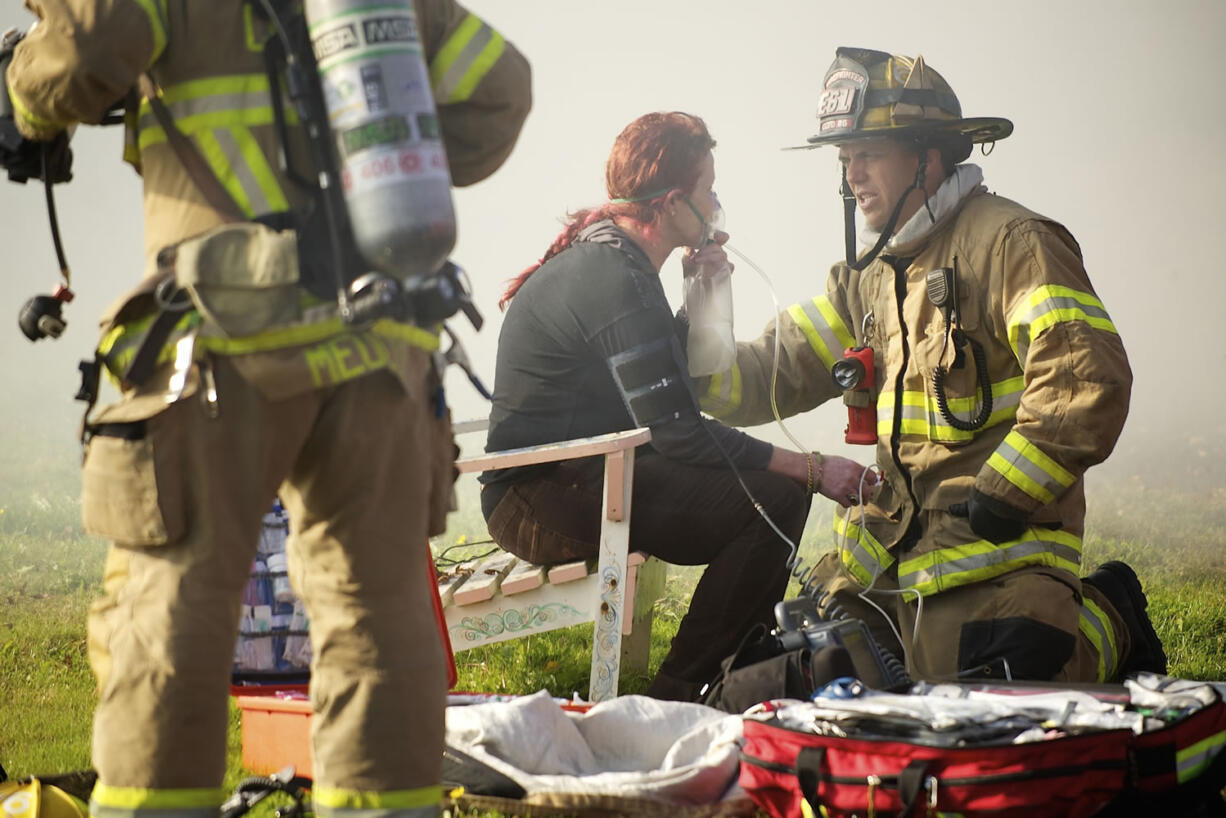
445, 691, 745, 805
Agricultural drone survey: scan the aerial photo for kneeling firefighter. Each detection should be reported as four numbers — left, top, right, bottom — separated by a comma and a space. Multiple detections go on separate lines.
3, 1, 529, 816
695, 47, 1165, 685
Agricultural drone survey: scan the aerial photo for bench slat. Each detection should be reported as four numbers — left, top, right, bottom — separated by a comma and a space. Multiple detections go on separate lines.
545, 560, 590, 585
452, 553, 518, 606
437, 564, 474, 607
500, 560, 546, 595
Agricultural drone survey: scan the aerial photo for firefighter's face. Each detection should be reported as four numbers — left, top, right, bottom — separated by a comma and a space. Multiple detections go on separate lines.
838, 138, 927, 233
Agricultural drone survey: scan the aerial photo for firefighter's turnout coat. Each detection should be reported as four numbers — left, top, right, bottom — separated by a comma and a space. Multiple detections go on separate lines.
7, 2, 529, 817
701, 181, 1131, 600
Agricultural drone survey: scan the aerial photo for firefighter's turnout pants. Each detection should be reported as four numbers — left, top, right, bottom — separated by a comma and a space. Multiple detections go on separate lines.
84, 343, 453, 818
804, 539, 1133, 684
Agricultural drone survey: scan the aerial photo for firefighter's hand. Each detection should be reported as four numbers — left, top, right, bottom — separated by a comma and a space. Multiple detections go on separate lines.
681, 230, 733, 278
0, 120, 73, 184
817, 455, 880, 509
949, 488, 1027, 544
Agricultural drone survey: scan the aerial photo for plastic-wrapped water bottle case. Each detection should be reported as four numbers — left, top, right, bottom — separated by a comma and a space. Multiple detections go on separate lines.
233, 499, 312, 681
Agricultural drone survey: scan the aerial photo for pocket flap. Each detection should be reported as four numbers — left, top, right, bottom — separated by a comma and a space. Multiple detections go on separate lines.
175, 223, 299, 290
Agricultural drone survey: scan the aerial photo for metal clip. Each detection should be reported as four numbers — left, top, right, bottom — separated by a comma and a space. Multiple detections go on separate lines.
200, 357, 219, 419
861, 311, 875, 346
926, 775, 939, 815
166, 330, 197, 404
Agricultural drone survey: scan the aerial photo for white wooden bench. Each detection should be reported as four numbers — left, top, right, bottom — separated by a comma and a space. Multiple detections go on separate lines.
440, 420, 665, 702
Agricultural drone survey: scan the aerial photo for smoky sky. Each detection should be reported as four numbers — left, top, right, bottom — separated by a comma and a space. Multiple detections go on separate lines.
2, 0, 1223, 493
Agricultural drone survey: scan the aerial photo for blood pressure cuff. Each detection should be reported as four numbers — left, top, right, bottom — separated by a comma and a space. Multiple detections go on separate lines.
607, 335, 695, 428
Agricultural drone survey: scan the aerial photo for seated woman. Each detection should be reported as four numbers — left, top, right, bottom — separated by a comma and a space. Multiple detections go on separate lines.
479, 111, 875, 701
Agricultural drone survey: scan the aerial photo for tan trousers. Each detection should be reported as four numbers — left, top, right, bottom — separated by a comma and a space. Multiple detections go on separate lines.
804, 549, 1131, 684
85, 350, 450, 793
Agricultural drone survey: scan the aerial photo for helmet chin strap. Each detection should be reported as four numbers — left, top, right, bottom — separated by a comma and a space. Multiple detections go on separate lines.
842, 149, 930, 271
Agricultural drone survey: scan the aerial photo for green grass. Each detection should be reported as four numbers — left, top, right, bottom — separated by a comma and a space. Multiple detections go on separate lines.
1, 461, 1224, 803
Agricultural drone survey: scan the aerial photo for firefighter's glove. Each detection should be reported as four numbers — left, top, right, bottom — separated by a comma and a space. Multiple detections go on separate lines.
0, 28, 72, 185
0, 119, 72, 184
949, 488, 1028, 544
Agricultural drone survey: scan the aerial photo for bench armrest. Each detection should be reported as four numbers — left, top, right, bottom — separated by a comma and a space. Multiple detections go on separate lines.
455, 428, 652, 474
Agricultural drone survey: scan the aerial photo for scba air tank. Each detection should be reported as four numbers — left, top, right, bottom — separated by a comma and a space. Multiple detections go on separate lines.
305, 0, 456, 279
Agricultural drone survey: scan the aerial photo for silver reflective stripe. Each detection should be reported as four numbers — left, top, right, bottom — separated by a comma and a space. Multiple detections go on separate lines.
833, 509, 894, 586
789, 297, 851, 370
137, 76, 288, 217
899, 535, 1082, 596
1008, 285, 1116, 364
212, 126, 273, 214
879, 379, 1023, 441
991, 432, 1072, 502
315, 809, 439, 818
1078, 596, 1116, 682
1177, 730, 1226, 783
433, 20, 495, 103
89, 786, 224, 818
312, 785, 443, 818
91, 806, 218, 818
138, 87, 272, 133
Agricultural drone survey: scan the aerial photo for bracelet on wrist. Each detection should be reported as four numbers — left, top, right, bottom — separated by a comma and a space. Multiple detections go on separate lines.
805, 451, 825, 495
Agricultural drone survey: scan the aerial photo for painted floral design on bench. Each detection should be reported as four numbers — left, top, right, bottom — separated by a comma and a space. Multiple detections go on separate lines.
451, 602, 585, 643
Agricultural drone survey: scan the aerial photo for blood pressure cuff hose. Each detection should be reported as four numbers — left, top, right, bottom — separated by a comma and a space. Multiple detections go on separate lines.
607, 335, 696, 428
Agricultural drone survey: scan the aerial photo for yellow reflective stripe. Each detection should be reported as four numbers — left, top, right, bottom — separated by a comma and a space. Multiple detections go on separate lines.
8, 88, 66, 134
136, 75, 284, 142
100, 312, 437, 384
430, 14, 505, 104
877, 377, 1023, 441
1078, 596, 1116, 682
313, 786, 443, 811
1007, 284, 1117, 363
1177, 730, 1226, 783
138, 103, 280, 145
132, 0, 168, 64
987, 429, 1075, 504
194, 128, 255, 216
699, 362, 741, 418
198, 318, 439, 357
123, 104, 141, 167
99, 312, 202, 379
135, 74, 289, 215
898, 528, 1082, 596
158, 74, 272, 106
90, 785, 225, 810
220, 124, 289, 213
243, 4, 266, 52
832, 509, 894, 586
786, 297, 855, 371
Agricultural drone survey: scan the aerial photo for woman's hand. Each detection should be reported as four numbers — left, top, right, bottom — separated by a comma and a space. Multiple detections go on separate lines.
816, 454, 880, 508
768, 448, 878, 508
681, 229, 733, 278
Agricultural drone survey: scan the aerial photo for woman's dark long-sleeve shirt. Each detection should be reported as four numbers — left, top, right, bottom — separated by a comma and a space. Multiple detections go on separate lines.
480, 220, 772, 495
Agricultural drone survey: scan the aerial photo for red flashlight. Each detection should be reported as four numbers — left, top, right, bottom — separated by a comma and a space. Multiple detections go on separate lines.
831, 346, 877, 445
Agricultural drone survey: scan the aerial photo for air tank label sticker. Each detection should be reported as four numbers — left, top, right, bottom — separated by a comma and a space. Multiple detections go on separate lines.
312, 11, 420, 64
363, 14, 418, 45
313, 22, 359, 61
340, 144, 449, 193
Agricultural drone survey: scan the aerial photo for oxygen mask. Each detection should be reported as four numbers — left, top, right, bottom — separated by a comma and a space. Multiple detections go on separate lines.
682, 193, 735, 377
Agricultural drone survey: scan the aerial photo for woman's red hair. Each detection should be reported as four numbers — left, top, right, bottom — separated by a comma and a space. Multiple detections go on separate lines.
499, 111, 716, 309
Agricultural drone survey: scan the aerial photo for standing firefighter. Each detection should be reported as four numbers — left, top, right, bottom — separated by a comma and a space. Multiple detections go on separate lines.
3, 1, 529, 817
699, 47, 1165, 684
